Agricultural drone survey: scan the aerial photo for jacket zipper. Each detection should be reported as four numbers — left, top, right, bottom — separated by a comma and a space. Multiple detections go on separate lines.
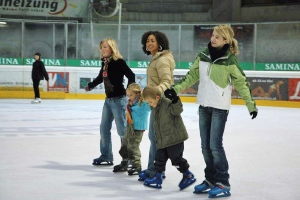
200, 53, 229, 100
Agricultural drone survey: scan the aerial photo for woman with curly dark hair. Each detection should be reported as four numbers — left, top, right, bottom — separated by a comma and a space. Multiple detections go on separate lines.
138, 31, 175, 181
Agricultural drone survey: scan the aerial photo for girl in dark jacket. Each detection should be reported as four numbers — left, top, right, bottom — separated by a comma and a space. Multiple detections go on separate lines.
85, 38, 135, 166
31, 52, 49, 103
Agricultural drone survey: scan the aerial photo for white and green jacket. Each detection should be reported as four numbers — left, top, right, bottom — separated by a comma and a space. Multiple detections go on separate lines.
173, 48, 257, 113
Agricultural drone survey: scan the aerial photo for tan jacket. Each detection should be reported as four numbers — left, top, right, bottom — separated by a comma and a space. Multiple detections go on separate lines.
146, 50, 175, 93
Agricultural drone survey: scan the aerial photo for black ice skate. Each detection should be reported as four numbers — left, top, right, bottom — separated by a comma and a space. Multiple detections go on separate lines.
92, 157, 113, 166
113, 161, 128, 172
128, 167, 141, 175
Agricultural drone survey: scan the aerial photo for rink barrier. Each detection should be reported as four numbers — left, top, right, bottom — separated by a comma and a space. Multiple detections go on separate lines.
0, 66, 300, 108
0, 91, 65, 99
0, 91, 300, 108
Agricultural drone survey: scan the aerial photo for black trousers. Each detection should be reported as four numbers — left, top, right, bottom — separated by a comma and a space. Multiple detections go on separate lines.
32, 79, 40, 98
154, 142, 189, 173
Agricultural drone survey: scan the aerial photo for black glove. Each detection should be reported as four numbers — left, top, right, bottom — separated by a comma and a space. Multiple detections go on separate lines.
250, 111, 257, 119
164, 88, 179, 103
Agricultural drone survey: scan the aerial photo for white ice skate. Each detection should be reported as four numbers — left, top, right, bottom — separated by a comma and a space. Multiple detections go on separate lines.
31, 98, 41, 104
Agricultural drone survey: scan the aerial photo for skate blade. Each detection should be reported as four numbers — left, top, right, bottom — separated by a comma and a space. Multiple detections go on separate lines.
179, 178, 196, 190
138, 177, 145, 181
128, 169, 141, 176
193, 190, 209, 194
208, 191, 231, 198
128, 172, 139, 176
144, 183, 162, 189
113, 169, 127, 172
93, 162, 113, 166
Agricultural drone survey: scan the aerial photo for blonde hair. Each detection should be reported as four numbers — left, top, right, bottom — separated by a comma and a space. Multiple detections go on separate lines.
142, 86, 161, 100
99, 38, 123, 60
127, 83, 144, 106
214, 24, 239, 55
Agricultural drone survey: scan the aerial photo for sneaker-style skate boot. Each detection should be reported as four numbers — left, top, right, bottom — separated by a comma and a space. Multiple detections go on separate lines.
178, 170, 196, 190
194, 180, 215, 194
128, 167, 141, 175
31, 98, 41, 104
113, 161, 128, 172
208, 183, 231, 198
144, 172, 163, 189
92, 157, 113, 166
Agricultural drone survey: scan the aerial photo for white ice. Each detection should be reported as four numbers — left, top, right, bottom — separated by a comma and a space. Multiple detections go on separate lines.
0, 99, 299, 200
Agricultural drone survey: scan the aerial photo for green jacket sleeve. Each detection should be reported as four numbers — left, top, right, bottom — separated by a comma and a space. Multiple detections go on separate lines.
229, 56, 257, 113
173, 56, 200, 94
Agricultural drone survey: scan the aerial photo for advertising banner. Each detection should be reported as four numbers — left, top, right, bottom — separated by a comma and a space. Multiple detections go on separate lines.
78, 74, 105, 94
230, 24, 254, 62
135, 74, 147, 88
1, 57, 299, 71
1, 64, 300, 101
194, 24, 254, 62
24, 58, 64, 66
288, 78, 300, 101
0, 0, 89, 18
232, 77, 289, 100
47, 72, 69, 93
255, 63, 300, 71
67, 59, 102, 67
0, 58, 22, 65
193, 25, 214, 51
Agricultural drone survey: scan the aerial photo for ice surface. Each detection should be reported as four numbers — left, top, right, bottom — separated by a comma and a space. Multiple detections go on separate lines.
0, 99, 299, 200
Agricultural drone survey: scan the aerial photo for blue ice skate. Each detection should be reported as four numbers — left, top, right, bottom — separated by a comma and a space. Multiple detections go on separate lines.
193, 180, 214, 194
138, 170, 166, 181
208, 183, 231, 198
178, 170, 196, 190
143, 173, 162, 189
138, 170, 149, 181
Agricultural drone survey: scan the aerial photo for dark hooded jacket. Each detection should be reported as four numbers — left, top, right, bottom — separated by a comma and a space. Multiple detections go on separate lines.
31, 59, 49, 80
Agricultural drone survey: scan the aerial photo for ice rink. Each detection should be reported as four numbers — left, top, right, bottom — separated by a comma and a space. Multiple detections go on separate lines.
0, 99, 299, 200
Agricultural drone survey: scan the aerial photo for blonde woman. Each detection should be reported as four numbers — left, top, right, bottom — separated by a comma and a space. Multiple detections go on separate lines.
165, 24, 258, 198
85, 38, 135, 166
113, 83, 150, 175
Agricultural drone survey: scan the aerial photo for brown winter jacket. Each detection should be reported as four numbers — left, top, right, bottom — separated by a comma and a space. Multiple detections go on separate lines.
146, 50, 175, 93
152, 96, 189, 149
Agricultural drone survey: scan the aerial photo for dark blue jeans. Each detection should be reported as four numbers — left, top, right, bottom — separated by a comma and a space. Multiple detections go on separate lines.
199, 105, 230, 186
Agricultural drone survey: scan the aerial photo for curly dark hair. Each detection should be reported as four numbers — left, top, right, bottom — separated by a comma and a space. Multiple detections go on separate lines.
141, 31, 170, 55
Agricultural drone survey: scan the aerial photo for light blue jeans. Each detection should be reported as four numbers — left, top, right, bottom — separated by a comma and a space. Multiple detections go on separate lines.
99, 96, 127, 161
199, 105, 230, 186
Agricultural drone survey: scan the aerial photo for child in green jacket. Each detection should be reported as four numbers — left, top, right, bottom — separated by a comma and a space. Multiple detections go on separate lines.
141, 86, 196, 190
